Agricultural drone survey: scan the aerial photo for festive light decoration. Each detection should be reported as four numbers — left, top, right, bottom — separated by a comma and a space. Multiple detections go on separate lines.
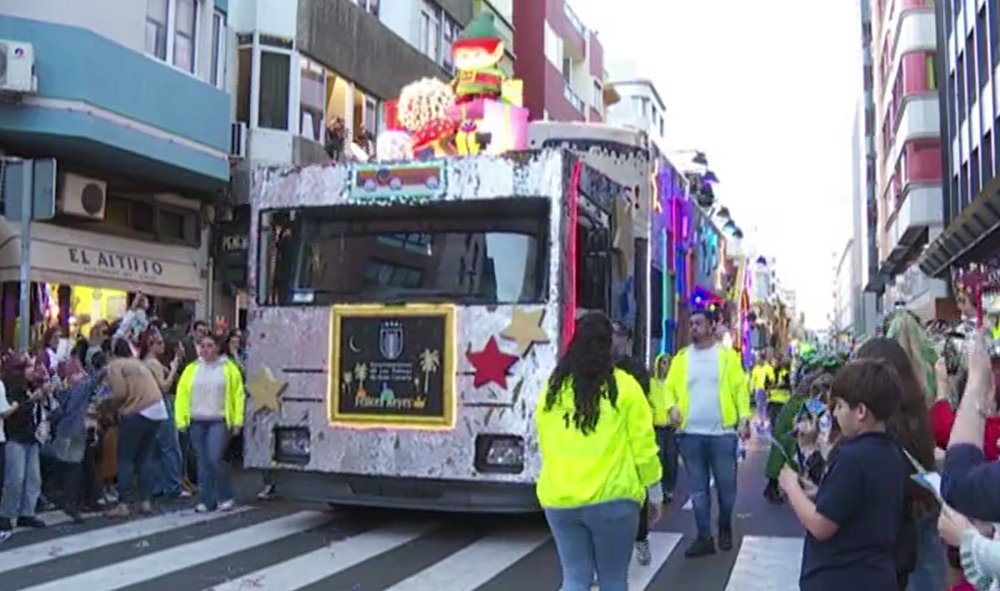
376, 10, 528, 160
375, 131, 414, 161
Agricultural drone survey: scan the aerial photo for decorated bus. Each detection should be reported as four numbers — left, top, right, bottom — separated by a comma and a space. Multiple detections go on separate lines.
240, 12, 656, 512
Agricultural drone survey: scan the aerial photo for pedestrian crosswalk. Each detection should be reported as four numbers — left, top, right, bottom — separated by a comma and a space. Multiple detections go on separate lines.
0, 504, 805, 591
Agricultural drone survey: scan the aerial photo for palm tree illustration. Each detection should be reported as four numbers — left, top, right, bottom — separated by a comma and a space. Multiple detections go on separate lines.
419, 349, 440, 394
353, 362, 368, 397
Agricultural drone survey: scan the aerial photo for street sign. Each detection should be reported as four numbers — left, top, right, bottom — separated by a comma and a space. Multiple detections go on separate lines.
3, 158, 56, 222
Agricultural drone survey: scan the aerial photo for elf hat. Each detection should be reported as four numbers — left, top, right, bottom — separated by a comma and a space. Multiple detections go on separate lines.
452, 11, 504, 54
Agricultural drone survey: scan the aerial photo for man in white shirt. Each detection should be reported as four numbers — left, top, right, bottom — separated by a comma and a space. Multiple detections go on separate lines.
665, 309, 752, 558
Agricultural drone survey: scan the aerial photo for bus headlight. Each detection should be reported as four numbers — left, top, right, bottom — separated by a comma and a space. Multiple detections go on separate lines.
475, 435, 524, 474
273, 427, 311, 465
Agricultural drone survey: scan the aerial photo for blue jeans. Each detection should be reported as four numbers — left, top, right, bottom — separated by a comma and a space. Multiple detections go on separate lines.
678, 433, 739, 538
656, 427, 678, 495
190, 421, 232, 508
0, 441, 41, 520
117, 414, 161, 504
544, 499, 640, 591
907, 511, 947, 591
152, 396, 184, 496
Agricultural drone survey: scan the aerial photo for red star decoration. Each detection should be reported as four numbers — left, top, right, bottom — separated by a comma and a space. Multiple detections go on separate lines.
466, 336, 519, 389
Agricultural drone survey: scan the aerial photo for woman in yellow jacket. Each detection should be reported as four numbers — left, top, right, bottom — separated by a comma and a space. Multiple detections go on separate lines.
536, 312, 663, 591
174, 333, 245, 513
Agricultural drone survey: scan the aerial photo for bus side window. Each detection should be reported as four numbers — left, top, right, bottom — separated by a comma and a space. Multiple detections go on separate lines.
577, 226, 610, 312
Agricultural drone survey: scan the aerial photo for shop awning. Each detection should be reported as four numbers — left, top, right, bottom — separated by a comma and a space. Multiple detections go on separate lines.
0, 220, 204, 302
919, 186, 1000, 278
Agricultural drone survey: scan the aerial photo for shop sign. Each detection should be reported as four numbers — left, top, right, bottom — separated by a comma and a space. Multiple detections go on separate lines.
67, 247, 165, 282
216, 220, 250, 287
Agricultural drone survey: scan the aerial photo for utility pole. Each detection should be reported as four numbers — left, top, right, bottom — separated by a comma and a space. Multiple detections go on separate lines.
2, 158, 56, 350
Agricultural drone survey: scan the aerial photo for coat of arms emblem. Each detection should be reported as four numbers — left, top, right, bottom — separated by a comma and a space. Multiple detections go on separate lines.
379, 320, 405, 360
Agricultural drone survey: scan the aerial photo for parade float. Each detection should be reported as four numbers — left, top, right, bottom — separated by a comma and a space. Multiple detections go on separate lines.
240, 13, 661, 513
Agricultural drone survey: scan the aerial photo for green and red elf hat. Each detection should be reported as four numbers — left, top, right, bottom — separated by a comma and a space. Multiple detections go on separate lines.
451, 11, 504, 55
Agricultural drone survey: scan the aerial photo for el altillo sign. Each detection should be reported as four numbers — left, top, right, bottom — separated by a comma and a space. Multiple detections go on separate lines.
67, 247, 165, 281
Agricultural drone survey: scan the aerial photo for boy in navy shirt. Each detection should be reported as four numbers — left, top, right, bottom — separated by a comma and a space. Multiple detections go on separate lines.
779, 359, 908, 591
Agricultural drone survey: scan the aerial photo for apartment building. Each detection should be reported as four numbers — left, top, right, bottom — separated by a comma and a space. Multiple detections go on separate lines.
0, 0, 231, 334
605, 78, 666, 148
513, 0, 609, 122
870, 0, 948, 319
919, 0, 1000, 280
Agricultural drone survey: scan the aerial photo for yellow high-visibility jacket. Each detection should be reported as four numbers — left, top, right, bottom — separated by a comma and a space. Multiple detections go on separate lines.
174, 359, 246, 430
536, 369, 662, 508
664, 345, 752, 430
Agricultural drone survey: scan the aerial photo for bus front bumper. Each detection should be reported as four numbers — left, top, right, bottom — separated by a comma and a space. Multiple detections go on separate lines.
266, 470, 540, 513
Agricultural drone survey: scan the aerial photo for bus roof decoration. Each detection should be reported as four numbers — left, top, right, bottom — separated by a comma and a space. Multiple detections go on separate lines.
377, 10, 528, 160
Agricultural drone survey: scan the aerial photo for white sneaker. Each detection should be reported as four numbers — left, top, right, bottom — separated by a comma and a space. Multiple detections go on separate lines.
194, 503, 210, 513
257, 484, 277, 500
635, 539, 652, 566
218, 499, 236, 512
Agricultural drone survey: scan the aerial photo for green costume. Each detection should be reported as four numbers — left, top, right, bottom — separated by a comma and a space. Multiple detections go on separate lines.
451, 12, 506, 101
764, 396, 807, 480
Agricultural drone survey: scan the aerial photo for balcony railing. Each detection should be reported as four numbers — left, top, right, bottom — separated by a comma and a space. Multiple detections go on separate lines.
564, 83, 585, 113
563, 2, 586, 37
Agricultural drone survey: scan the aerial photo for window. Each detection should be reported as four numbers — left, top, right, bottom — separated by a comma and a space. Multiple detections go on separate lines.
356, 0, 379, 17
420, 1, 441, 63
145, 0, 202, 75
562, 57, 572, 83
363, 95, 379, 137
236, 46, 252, 124
593, 80, 602, 109
258, 198, 549, 306
991, 0, 999, 68
145, 0, 169, 59
173, 0, 197, 73
441, 17, 459, 73
299, 57, 326, 141
259, 51, 291, 130
364, 261, 422, 289
210, 11, 225, 88
976, 8, 988, 89
926, 54, 937, 90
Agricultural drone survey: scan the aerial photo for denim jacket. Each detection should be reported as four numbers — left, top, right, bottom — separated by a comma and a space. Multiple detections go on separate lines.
51, 373, 103, 440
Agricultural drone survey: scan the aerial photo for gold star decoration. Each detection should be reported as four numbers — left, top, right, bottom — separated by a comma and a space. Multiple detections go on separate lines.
500, 307, 549, 357
246, 365, 288, 413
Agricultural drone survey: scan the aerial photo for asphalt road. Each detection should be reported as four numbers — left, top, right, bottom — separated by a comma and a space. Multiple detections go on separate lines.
0, 438, 805, 591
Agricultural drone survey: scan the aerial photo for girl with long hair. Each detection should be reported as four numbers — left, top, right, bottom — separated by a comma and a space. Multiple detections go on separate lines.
854, 337, 945, 591
174, 333, 245, 513
535, 312, 662, 591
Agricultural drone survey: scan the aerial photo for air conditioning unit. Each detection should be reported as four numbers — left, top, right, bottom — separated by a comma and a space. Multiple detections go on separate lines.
58, 173, 106, 220
230, 122, 247, 160
0, 40, 37, 95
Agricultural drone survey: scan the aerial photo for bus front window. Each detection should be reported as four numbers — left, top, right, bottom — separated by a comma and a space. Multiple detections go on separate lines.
257, 198, 550, 306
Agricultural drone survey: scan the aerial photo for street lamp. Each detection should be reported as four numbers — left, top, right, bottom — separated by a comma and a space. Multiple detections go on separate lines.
702, 170, 720, 184
716, 206, 731, 220
692, 151, 708, 165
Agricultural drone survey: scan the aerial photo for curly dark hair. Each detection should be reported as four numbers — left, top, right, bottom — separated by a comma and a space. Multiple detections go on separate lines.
545, 312, 616, 435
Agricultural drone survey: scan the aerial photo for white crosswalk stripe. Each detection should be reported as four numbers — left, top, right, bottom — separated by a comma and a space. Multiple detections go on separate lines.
0, 504, 805, 591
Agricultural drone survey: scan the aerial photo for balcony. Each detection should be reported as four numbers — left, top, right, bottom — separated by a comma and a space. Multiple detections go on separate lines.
564, 82, 585, 113
881, 185, 943, 274
887, 94, 939, 174
0, 16, 230, 191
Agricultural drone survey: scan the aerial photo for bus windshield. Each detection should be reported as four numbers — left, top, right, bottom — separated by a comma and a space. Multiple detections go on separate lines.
258, 198, 550, 306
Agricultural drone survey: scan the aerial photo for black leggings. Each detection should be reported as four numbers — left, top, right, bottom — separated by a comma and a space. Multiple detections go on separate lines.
636, 498, 649, 541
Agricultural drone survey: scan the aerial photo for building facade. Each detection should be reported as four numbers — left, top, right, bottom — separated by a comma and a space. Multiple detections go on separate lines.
604, 78, 667, 149
919, 0, 1000, 282
0, 0, 231, 344
834, 238, 856, 335
512, 0, 608, 122
870, 0, 948, 319
214, 0, 473, 327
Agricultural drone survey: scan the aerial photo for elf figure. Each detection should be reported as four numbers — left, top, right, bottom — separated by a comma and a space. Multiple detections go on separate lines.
451, 12, 507, 104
